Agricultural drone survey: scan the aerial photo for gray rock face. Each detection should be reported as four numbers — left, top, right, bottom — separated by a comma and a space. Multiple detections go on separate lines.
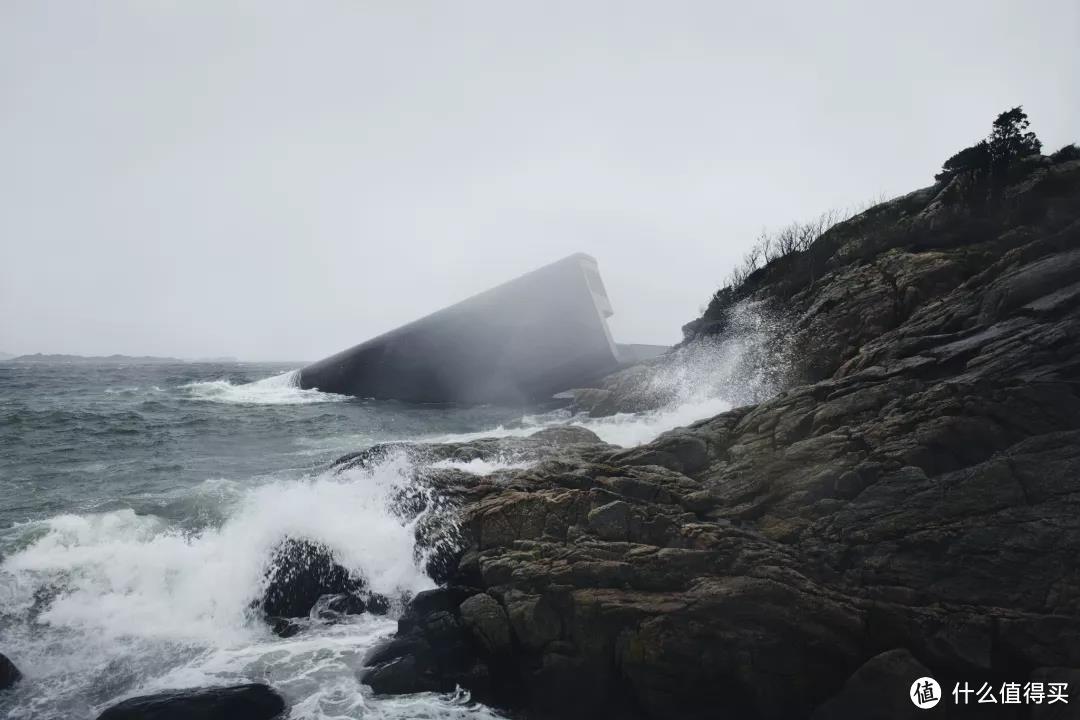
360, 586, 519, 706
812, 649, 931, 720
95, 684, 285, 720
0, 652, 20, 690
459, 593, 512, 656
357, 158, 1080, 719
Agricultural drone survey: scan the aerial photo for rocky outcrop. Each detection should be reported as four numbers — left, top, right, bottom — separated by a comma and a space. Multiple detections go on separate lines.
96, 684, 285, 720
359, 156, 1080, 718
360, 585, 521, 705
0, 652, 20, 690
811, 649, 931, 720
258, 538, 389, 636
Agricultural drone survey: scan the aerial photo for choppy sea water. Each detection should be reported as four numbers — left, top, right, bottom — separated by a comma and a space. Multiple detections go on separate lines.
0, 358, 750, 720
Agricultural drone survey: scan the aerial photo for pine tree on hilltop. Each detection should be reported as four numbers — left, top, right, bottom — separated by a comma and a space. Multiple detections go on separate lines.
933, 106, 1047, 211
988, 106, 1042, 166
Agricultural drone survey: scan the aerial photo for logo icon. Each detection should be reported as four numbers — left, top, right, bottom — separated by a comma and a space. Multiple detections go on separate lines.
911, 677, 941, 709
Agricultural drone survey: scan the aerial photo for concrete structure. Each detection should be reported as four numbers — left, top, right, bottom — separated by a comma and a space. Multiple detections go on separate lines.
298, 253, 666, 404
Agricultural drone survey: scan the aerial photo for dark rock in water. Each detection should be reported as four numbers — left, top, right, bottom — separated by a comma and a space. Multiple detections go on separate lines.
95, 684, 285, 720
422, 541, 463, 586
348, 158, 1080, 719
259, 538, 388, 632
811, 649, 931, 720
526, 425, 604, 446
565, 387, 620, 417
0, 652, 21, 690
315, 592, 391, 622
268, 618, 301, 639
360, 586, 518, 706
362, 654, 430, 695
331, 442, 409, 472
260, 538, 360, 618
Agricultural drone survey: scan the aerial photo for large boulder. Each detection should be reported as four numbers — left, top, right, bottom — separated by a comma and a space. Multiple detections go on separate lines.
812, 649, 932, 720
96, 684, 285, 720
0, 652, 20, 690
361, 587, 482, 697
258, 538, 388, 633
361, 586, 522, 707
458, 593, 512, 656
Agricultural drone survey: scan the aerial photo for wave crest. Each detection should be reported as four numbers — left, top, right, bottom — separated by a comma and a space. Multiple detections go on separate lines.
182, 370, 347, 405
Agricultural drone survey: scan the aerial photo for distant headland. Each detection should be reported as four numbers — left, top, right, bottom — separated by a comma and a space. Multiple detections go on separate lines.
2, 353, 240, 364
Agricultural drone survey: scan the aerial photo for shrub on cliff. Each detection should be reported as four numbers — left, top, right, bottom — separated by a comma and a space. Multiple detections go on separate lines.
935, 140, 991, 182
1051, 143, 1080, 163
935, 106, 1042, 184
988, 106, 1042, 165
724, 210, 851, 290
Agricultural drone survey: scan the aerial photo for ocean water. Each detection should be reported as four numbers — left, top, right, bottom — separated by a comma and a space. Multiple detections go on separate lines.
0, 334, 779, 719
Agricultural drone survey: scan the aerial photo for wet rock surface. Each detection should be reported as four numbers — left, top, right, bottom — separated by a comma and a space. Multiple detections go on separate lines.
358, 158, 1080, 718
258, 537, 389, 634
360, 586, 522, 706
95, 684, 285, 720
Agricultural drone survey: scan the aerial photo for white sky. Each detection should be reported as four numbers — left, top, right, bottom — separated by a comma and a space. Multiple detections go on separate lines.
2, 0, 1077, 360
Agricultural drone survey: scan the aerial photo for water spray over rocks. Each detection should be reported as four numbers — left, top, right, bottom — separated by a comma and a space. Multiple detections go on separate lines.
356, 153, 1080, 719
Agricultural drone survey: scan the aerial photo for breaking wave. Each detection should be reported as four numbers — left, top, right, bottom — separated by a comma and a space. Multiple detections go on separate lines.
567, 395, 734, 447
570, 300, 790, 445
181, 370, 348, 405
0, 454, 458, 719
430, 458, 534, 475
429, 301, 789, 449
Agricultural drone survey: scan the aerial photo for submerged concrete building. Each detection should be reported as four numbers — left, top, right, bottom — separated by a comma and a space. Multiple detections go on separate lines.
298, 253, 666, 404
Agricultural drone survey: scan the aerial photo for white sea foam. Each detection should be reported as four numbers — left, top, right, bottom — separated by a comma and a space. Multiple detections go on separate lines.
104, 386, 141, 394
566, 301, 788, 445
0, 453, 460, 719
182, 370, 348, 405
567, 395, 733, 447
430, 458, 534, 475
426, 424, 540, 444
427, 391, 733, 450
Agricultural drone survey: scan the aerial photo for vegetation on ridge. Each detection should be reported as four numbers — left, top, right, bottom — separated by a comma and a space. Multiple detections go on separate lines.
691, 107, 1074, 341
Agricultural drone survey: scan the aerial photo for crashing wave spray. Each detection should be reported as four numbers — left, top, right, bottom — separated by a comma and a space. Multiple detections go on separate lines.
180, 370, 349, 405
563, 300, 793, 446
0, 453, 462, 719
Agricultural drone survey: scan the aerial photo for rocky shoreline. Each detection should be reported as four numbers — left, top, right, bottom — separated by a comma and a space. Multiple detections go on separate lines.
357, 154, 1080, 719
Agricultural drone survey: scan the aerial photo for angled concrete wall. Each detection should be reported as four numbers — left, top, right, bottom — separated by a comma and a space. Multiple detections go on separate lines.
298, 253, 626, 404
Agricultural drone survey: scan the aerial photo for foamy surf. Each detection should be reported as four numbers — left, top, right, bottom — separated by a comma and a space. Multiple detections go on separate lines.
0, 453, 458, 719
182, 370, 348, 405
567, 395, 734, 447
430, 458, 534, 475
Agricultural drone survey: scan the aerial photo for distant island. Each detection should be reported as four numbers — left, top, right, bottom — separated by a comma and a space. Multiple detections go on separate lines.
4, 353, 240, 364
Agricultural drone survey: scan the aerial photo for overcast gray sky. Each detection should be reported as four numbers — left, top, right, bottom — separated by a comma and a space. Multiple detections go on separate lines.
1, 1, 1077, 361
